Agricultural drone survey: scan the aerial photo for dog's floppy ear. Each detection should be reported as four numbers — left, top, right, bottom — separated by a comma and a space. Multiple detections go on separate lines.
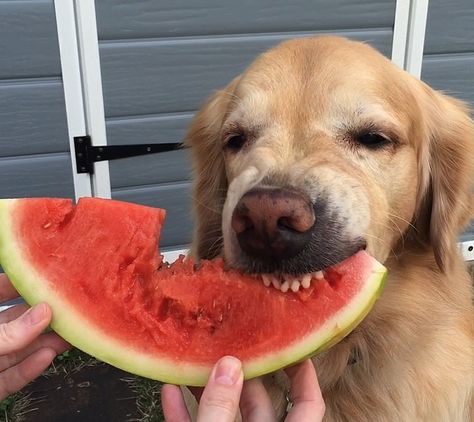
416, 86, 474, 271
184, 77, 240, 259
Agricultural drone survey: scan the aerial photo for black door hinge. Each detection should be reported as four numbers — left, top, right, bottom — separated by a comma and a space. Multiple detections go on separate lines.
74, 136, 183, 175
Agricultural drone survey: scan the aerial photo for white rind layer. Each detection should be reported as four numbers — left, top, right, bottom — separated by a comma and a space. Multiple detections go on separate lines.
0, 199, 386, 386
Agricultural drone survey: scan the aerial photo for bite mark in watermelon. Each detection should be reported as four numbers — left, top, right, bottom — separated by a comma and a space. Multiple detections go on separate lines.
0, 198, 386, 386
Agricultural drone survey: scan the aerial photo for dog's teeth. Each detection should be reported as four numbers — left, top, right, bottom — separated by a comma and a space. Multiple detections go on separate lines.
301, 274, 311, 289
280, 281, 290, 293
271, 277, 281, 289
290, 280, 301, 292
261, 274, 271, 287
314, 271, 324, 280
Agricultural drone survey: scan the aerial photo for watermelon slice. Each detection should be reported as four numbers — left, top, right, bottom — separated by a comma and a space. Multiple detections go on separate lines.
0, 198, 386, 386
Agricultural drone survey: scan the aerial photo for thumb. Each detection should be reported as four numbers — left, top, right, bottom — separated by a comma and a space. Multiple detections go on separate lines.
0, 303, 51, 355
197, 356, 244, 422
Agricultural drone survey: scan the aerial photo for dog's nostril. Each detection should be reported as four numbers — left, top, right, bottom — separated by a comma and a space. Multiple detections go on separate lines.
277, 214, 315, 233
231, 214, 253, 235
277, 216, 298, 232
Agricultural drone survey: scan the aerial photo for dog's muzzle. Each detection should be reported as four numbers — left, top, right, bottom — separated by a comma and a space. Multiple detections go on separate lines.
230, 186, 366, 275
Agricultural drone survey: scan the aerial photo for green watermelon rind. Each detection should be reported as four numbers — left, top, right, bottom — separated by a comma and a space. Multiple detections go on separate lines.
0, 199, 386, 386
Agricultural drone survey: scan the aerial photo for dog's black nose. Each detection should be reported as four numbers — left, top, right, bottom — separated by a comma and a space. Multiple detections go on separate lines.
231, 188, 315, 260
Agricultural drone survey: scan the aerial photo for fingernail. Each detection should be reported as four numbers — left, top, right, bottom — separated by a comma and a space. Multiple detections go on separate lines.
214, 356, 242, 386
23, 304, 47, 326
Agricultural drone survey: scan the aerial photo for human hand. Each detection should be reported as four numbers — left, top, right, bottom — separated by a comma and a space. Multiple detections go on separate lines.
0, 273, 70, 400
161, 356, 325, 421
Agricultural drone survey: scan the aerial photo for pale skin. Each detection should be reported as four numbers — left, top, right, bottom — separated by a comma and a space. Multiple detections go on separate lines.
1, 273, 325, 420
0, 274, 70, 400
0, 273, 70, 400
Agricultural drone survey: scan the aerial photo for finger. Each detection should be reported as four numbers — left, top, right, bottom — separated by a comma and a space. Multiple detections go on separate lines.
0, 303, 52, 355
0, 304, 29, 323
284, 360, 325, 422
239, 377, 276, 422
0, 347, 56, 401
0, 332, 70, 372
197, 356, 243, 422
0, 274, 19, 303
161, 384, 191, 422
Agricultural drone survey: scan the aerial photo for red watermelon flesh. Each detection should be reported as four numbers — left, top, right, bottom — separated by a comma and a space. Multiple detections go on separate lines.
0, 198, 386, 386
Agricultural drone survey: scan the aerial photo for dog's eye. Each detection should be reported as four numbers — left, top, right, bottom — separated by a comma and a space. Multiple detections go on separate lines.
225, 134, 247, 151
356, 132, 390, 149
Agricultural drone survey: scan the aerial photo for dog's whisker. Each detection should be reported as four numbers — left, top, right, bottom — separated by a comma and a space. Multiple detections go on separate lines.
191, 198, 225, 215
385, 218, 409, 253
361, 231, 400, 259
387, 212, 417, 232
197, 229, 223, 239
204, 235, 224, 258
361, 232, 392, 249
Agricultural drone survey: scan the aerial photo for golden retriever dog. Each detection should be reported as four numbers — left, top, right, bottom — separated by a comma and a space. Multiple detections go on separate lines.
184, 36, 474, 421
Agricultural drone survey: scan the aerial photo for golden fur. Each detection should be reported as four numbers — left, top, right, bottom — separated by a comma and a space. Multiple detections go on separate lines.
184, 36, 474, 421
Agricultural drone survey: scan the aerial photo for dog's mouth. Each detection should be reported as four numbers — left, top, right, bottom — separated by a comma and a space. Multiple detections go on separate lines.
244, 246, 366, 293
230, 236, 367, 284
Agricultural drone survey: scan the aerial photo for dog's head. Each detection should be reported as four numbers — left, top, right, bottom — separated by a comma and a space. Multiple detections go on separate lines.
186, 36, 474, 282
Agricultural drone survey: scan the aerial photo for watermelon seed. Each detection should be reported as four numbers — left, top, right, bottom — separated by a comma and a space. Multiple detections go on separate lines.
43, 222, 52, 229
